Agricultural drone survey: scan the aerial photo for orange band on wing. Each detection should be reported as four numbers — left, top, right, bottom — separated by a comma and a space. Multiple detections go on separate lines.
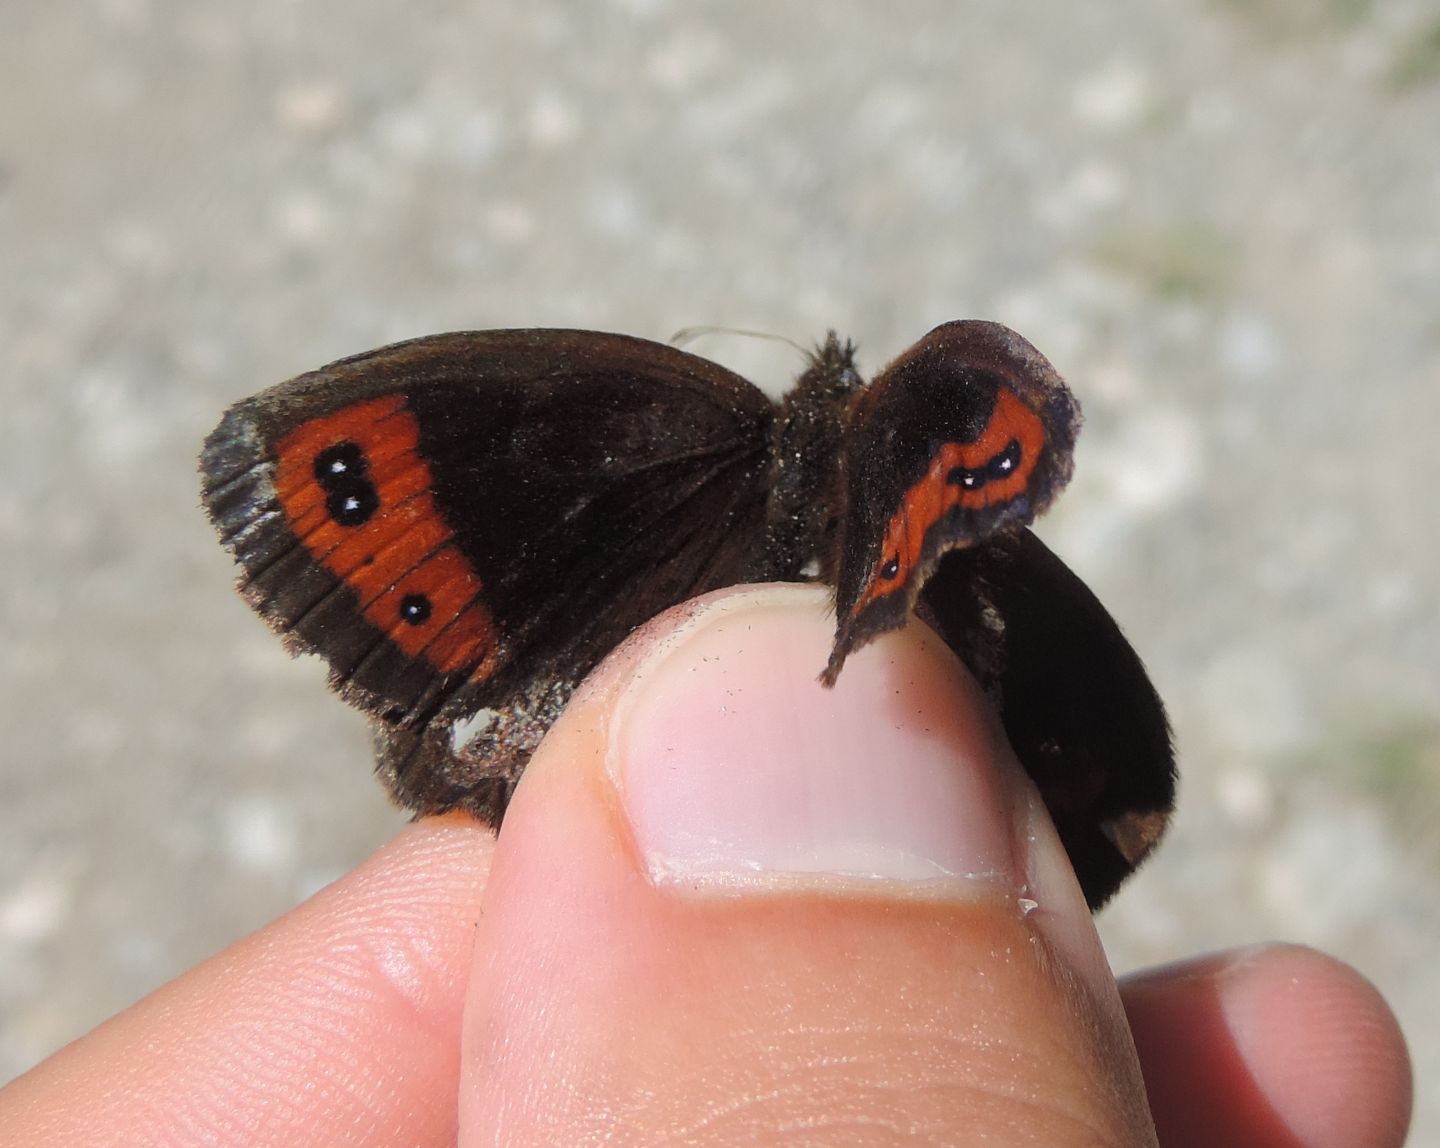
854, 388, 1047, 616
273, 396, 499, 678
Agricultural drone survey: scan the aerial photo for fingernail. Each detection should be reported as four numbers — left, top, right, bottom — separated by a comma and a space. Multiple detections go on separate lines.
608, 585, 1026, 891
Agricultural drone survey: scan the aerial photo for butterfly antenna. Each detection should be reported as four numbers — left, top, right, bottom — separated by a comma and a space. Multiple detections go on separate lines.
669, 325, 810, 358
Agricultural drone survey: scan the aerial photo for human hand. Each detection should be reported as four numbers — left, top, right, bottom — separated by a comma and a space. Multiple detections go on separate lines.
0, 587, 1411, 1146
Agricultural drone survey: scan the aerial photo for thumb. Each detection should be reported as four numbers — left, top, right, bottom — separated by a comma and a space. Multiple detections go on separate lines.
460, 584, 1155, 1146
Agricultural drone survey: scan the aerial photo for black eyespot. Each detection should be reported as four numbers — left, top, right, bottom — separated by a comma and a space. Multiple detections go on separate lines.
314, 441, 368, 481
987, 438, 1022, 480
315, 442, 380, 526
325, 480, 379, 526
947, 465, 984, 489
399, 593, 432, 626
881, 556, 900, 580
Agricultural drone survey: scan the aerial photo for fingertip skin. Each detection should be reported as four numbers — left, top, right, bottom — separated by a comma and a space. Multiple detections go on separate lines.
0, 816, 495, 1148
1123, 944, 1412, 1148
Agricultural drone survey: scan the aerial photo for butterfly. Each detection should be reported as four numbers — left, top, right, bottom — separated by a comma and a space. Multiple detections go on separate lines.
201, 321, 1174, 908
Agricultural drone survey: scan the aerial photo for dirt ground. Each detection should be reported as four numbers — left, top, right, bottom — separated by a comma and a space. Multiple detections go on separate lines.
3, 0, 1438, 1137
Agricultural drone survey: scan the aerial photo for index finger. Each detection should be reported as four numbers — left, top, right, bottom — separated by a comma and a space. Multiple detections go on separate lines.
0, 815, 492, 1147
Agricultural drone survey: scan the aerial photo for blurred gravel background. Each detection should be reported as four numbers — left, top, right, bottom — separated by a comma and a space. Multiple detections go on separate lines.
3, 0, 1438, 1136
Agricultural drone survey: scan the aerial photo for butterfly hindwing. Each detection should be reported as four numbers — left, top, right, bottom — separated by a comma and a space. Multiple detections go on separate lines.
201, 330, 776, 816
917, 528, 1176, 908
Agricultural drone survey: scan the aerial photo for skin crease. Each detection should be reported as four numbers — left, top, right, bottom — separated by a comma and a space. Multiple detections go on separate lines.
0, 589, 1412, 1147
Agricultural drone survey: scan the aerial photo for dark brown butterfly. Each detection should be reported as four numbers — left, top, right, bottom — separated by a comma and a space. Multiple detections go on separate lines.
201, 321, 1174, 907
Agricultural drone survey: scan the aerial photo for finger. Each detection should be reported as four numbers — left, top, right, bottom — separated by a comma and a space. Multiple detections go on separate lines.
1122, 944, 1412, 1148
459, 584, 1156, 1146
0, 815, 494, 1147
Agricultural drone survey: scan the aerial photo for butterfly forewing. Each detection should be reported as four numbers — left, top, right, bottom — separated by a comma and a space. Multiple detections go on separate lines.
824, 321, 1081, 681
201, 330, 776, 746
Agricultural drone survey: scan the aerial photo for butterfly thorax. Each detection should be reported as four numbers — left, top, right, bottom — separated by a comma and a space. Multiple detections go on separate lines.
760, 333, 864, 581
